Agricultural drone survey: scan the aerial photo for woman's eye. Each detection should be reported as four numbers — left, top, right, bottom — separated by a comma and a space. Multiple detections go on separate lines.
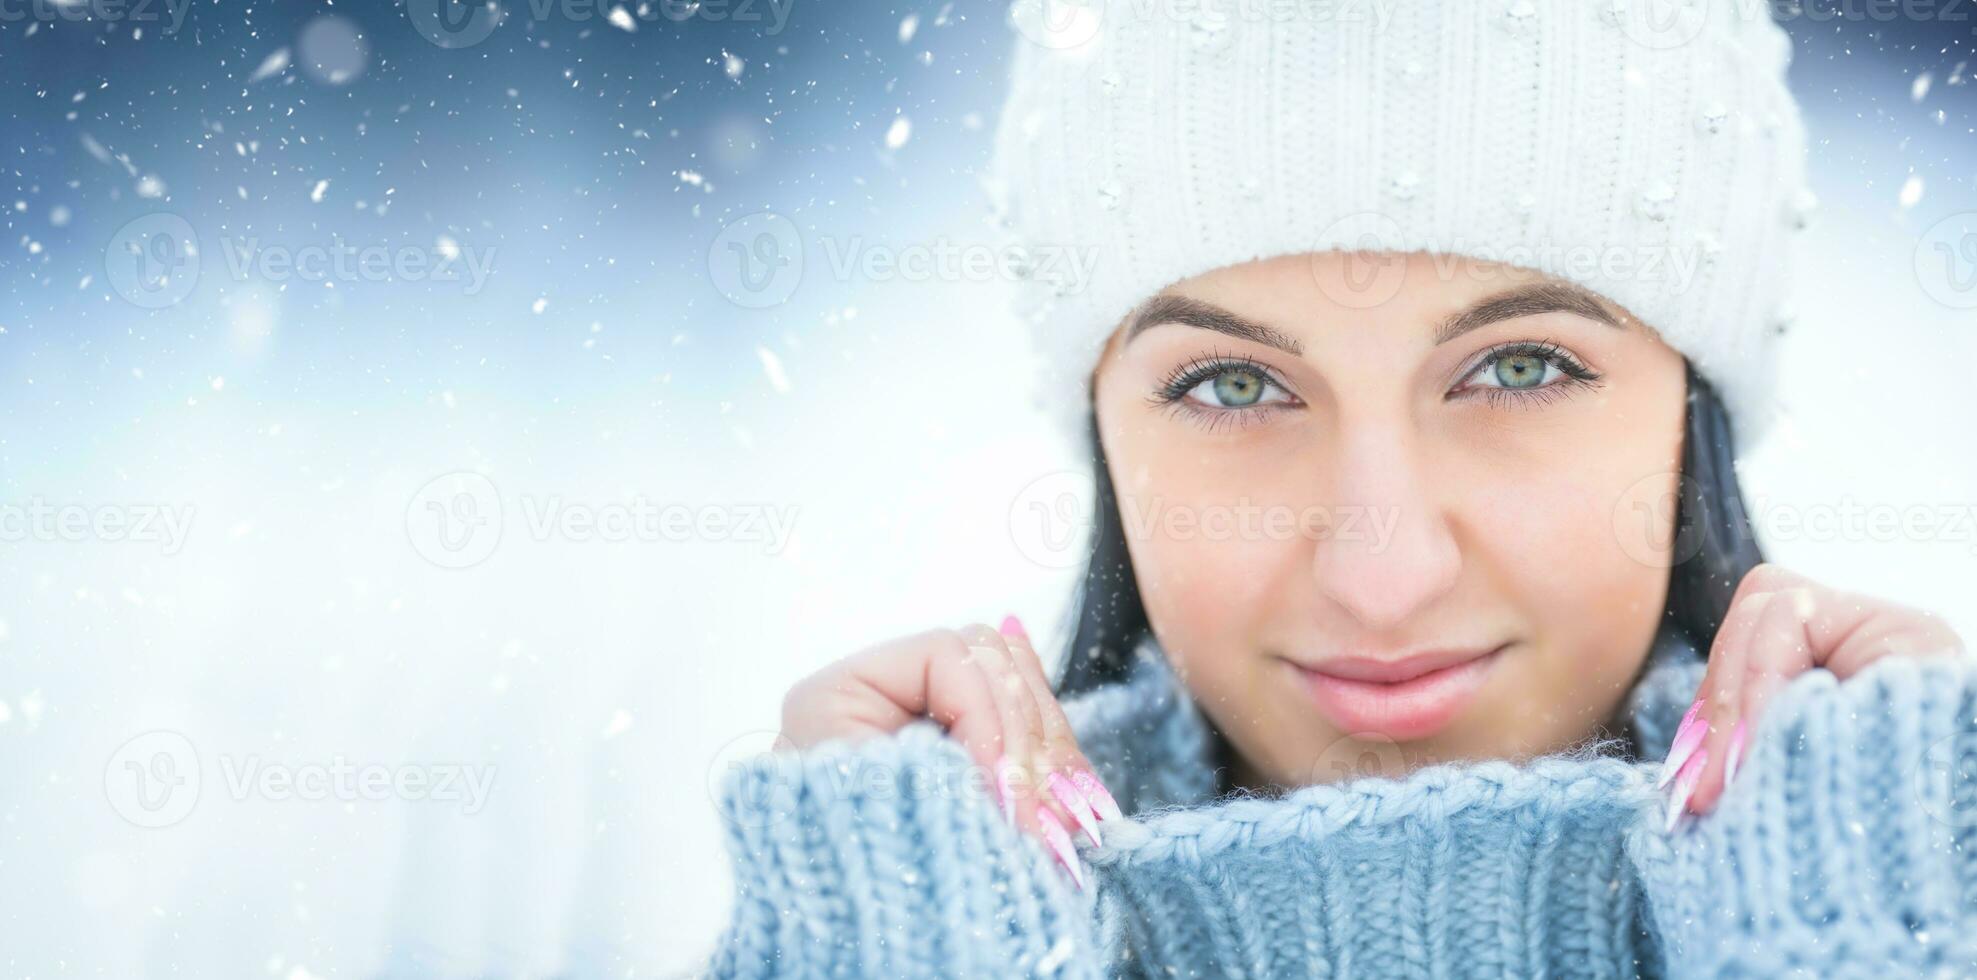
1483, 353, 1558, 389
1187, 366, 1286, 408
1459, 344, 1596, 397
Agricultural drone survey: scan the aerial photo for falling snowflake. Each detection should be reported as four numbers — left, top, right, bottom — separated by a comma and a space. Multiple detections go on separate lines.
251, 48, 292, 83
756, 345, 790, 393
1899, 174, 1925, 209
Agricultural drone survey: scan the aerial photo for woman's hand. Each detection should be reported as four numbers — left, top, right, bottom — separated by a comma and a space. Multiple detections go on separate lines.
1664, 563, 1967, 823
779, 615, 1121, 888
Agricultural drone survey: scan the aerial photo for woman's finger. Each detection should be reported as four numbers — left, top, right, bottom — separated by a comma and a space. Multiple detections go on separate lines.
1732, 586, 1822, 751
1797, 593, 1965, 680
790, 629, 1008, 768
953, 623, 1049, 828
1738, 583, 1963, 731
1678, 563, 1966, 817
997, 615, 1119, 846
1674, 584, 1773, 817
991, 615, 1110, 889
1690, 590, 1813, 816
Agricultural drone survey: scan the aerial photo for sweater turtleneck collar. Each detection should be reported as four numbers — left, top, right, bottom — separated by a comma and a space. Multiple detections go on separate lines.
1053, 626, 1707, 978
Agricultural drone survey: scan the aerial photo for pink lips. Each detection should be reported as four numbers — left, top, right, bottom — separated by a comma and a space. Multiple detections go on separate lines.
1289, 644, 1507, 741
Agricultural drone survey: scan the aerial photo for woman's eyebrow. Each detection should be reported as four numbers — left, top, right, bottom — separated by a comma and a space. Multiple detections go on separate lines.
1433, 281, 1624, 345
1122, 295, 1305, 355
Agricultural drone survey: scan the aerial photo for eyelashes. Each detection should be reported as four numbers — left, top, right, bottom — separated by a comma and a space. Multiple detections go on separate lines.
1145, 339, 1606, 430
1451, 338, 1605, 409
1144, 347, 1299, 431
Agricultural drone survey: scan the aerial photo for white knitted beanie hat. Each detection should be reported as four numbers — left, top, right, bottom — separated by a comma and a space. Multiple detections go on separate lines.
987, 0, 1811, 450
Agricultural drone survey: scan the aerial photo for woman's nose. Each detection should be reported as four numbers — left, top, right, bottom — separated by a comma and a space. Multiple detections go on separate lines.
1310, 432, 1462, 633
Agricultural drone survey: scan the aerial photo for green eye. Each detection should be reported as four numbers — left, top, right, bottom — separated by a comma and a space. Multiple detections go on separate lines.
1156, 357, 1295, 421
1492, 354, 1549, 388
1209, 368, 1267, 406
1456, 341, 1603, 406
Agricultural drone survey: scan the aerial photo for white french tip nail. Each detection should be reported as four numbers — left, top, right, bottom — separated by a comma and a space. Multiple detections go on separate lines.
1722, 719, 1748, 789
1036, 806, 1086, 890
1657, 704, 1708, 790
1663, 748, 1708, 833
994, 757, 1018, 828
1047, 772, 1102, 847
1656, 738, 1694, 790
1072, 769, 1124, 822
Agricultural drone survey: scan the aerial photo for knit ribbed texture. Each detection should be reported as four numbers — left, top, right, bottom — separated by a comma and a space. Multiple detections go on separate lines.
1629, 657, 1977, 977
704, 636, 1977, 978
707, 720, 1103, 978
985, 0, 1810, 451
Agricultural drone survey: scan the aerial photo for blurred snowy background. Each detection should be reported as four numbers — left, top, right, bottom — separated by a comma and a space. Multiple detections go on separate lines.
1, 2, 1975, 976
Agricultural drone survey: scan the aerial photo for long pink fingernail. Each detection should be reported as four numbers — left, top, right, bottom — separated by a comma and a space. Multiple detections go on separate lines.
1046, 771, 1102, 847
1664, 747, 1708, 833
1723, 719, 1748, 789
1071, 769, 1123, 822
993, 756, 1018, 828
1656, 697, 1708, 790
1036, 806, 1086, 890
999, 614, 1028, 641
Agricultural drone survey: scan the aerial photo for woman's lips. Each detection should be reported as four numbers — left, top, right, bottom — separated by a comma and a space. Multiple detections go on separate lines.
1289, 644, 1508, 741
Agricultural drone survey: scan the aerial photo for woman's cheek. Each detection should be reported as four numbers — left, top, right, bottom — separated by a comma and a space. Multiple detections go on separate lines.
1131, 492, 1280, 640
1487, 472, 1668, 733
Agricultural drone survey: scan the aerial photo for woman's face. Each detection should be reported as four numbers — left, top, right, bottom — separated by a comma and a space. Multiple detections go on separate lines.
1090, 252, 1689, 790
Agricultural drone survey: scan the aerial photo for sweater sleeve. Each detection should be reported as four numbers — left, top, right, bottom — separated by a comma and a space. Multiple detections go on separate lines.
1632, 653, 1977, 977
701, 720, 1111, 979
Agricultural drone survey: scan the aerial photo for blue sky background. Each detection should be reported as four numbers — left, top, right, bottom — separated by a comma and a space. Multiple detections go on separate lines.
3, 2, 1977, 976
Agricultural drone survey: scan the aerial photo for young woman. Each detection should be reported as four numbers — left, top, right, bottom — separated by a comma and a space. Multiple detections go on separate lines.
708, 3, 1972, 976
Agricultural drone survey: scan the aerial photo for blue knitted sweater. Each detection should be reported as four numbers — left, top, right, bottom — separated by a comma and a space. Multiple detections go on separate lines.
704, 628, 1977, 977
